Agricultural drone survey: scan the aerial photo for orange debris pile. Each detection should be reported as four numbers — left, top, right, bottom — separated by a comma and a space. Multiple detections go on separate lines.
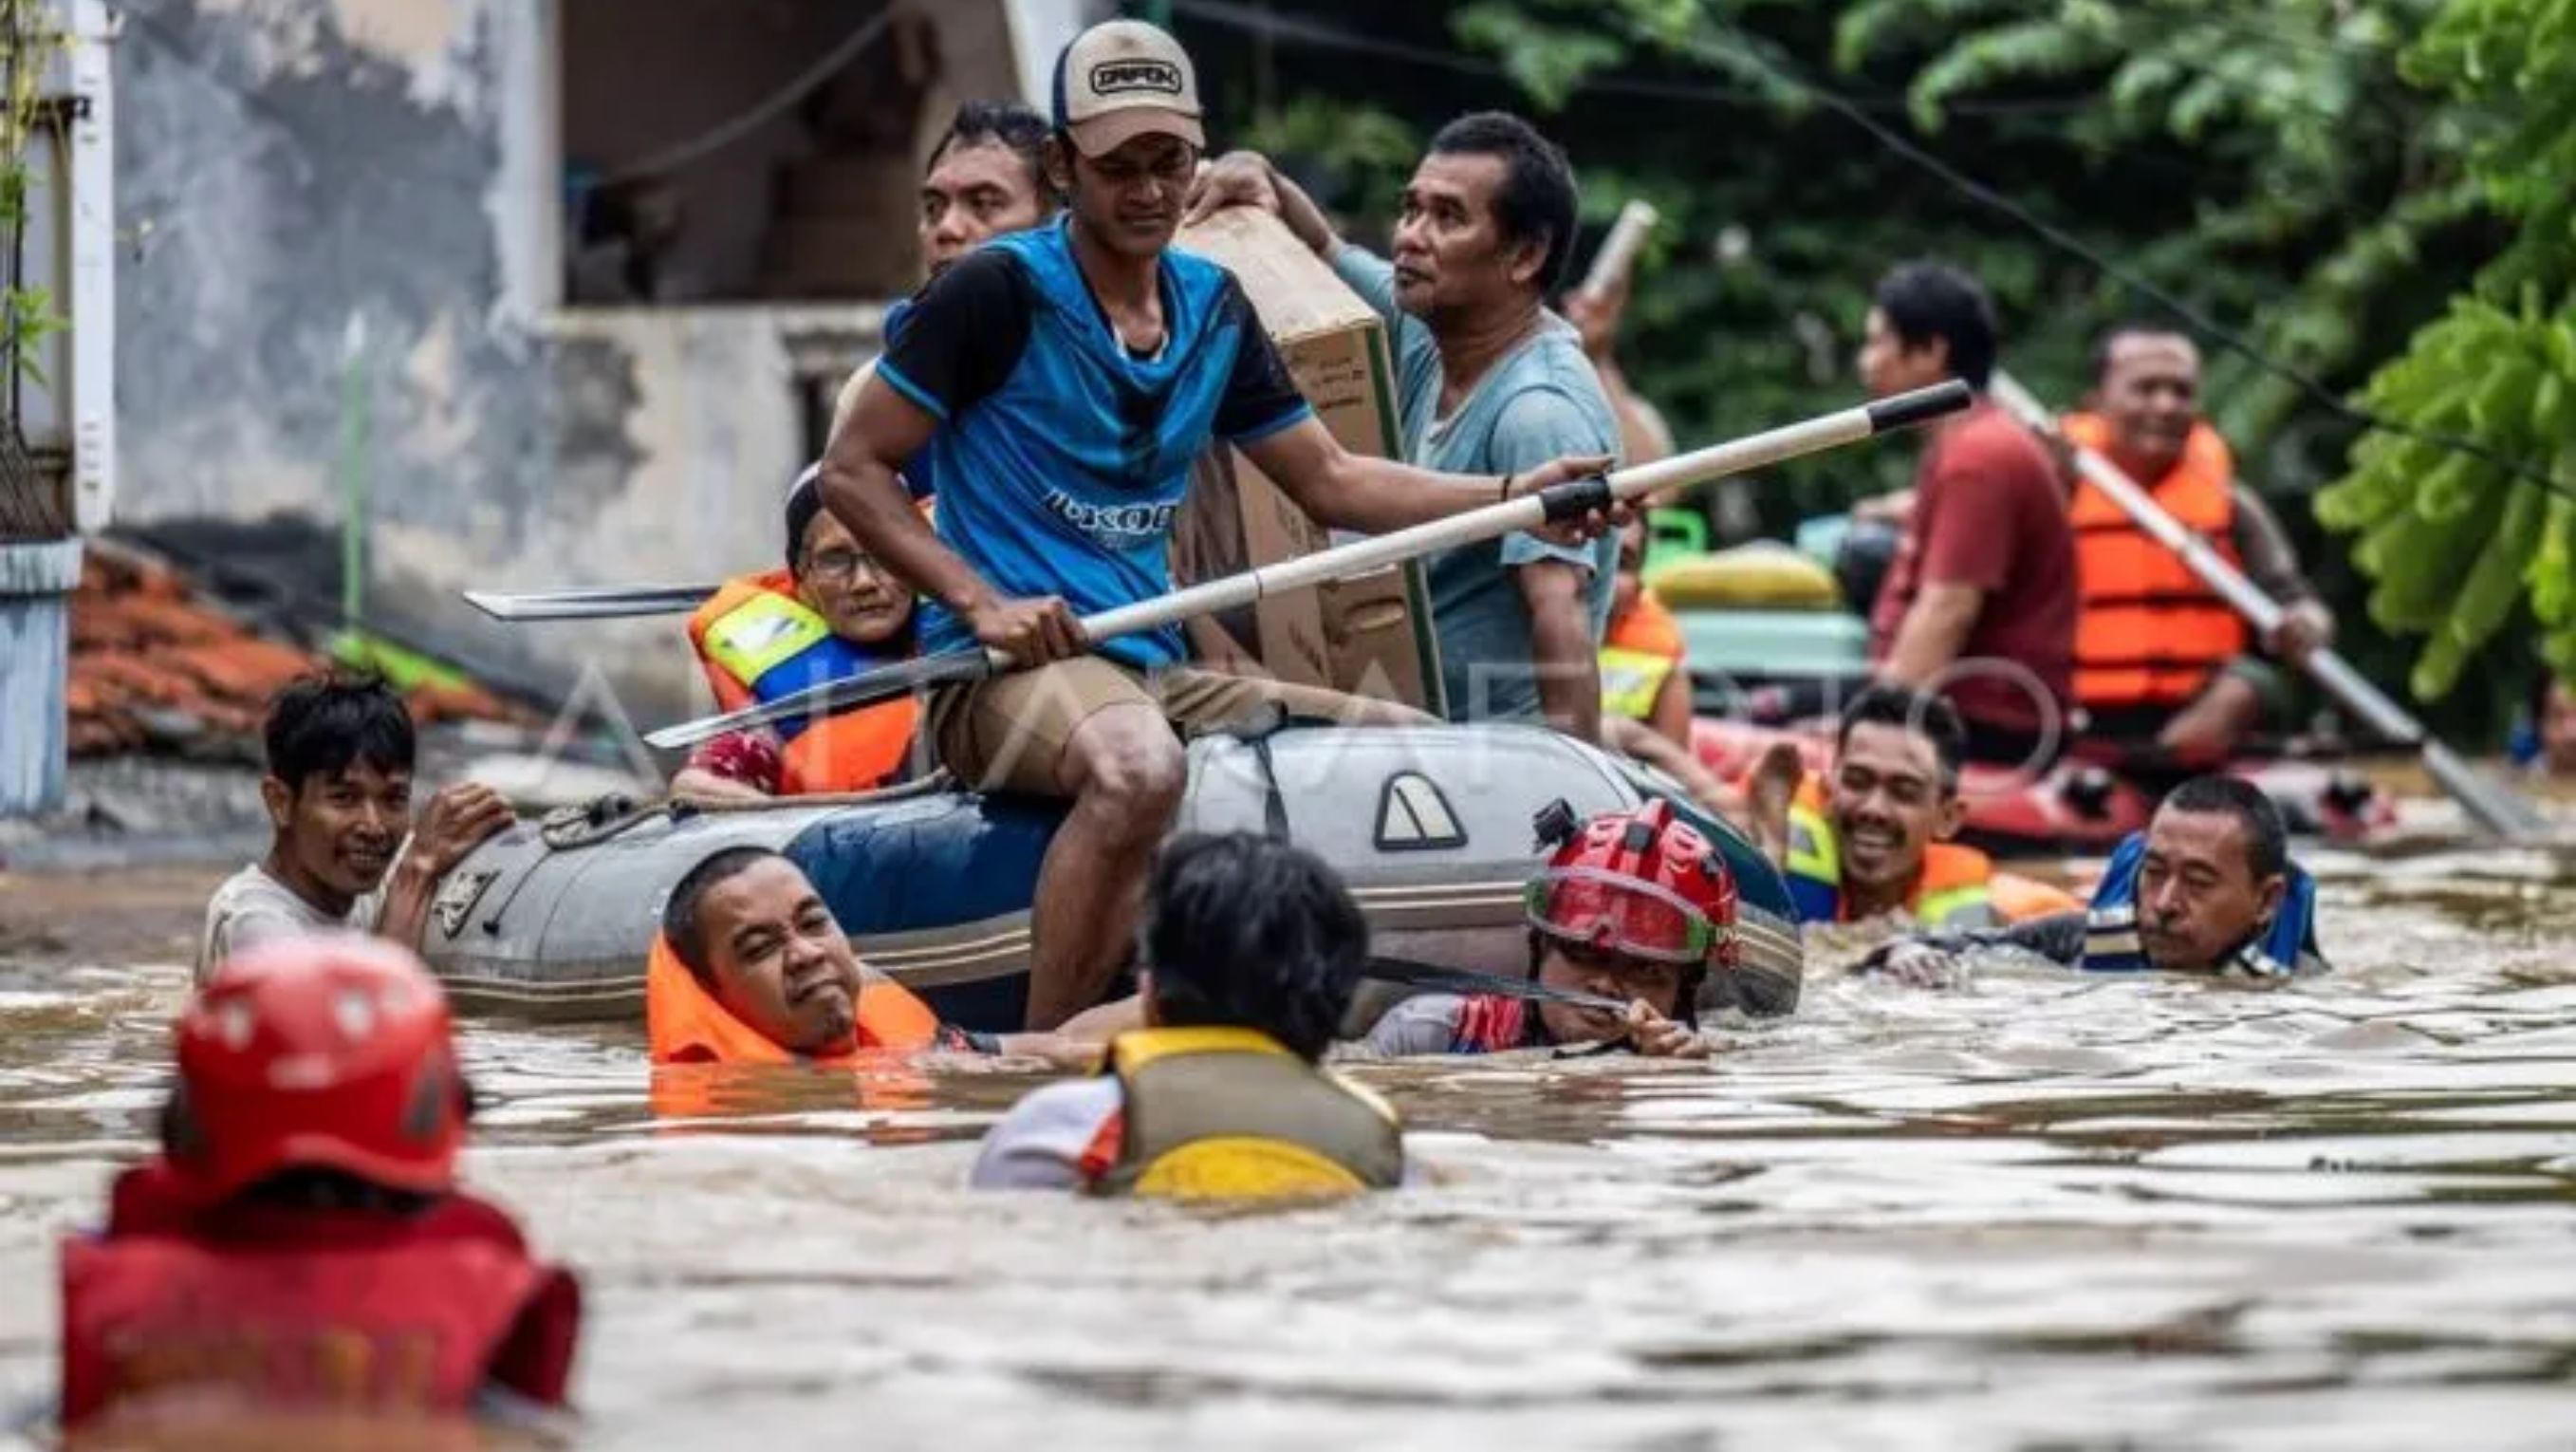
68, 549, 520, 757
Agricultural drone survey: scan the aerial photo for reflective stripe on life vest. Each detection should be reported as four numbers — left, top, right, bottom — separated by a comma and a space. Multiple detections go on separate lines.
1601, 595, 1686, 720
2062, 413, 2250, 710
644, 932, 941, 1065
60, 1165, 580, 1425
683, 572, 917, 793
1783, 776, 1998, 929
1094, 1027, 1403, 1201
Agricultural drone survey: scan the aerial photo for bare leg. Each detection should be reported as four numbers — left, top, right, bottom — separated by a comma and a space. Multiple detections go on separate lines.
1742, 740, 1803, 866
1021, 703, 1187, 1030
1602, 717, 1800, 866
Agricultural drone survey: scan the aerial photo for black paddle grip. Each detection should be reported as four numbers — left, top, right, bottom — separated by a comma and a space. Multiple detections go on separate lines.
1536, 475, 1615, 522
1864, 379, 1974, 434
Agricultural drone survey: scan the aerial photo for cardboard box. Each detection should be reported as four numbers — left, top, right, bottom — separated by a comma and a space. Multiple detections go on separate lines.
1172, 209, 1447, 717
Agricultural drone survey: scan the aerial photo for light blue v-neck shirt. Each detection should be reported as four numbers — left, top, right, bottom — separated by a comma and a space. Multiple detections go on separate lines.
1333, 245, 1622, 723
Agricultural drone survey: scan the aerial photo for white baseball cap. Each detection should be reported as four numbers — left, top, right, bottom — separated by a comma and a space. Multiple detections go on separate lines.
1051, 19, 1205, 158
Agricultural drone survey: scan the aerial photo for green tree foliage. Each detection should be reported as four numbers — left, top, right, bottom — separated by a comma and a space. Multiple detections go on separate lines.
1169, 0, 2538, 737
2, 0, 68, 396
2314, 0, 2576, 701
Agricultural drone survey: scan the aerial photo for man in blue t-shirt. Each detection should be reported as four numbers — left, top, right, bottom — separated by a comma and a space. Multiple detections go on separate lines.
817, 20, 1616, 1031
1186, 115, 1625, 736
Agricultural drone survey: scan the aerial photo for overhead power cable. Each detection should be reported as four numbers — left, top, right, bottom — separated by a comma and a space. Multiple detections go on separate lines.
1694, 24, 2576, 506
1169, 0, 2576, 505
596, 5, 899, 185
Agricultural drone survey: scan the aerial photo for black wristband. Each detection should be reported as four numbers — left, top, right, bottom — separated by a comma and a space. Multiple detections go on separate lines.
1498, 472, 1515, 503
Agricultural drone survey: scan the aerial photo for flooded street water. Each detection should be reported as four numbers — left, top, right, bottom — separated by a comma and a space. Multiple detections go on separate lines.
6, 832, 2576, 1449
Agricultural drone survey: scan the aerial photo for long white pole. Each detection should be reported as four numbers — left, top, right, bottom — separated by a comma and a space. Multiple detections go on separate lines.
642, 382, 1971, 751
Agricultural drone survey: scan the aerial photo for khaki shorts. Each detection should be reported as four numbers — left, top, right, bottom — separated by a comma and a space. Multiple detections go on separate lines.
924, 657, 1430, 795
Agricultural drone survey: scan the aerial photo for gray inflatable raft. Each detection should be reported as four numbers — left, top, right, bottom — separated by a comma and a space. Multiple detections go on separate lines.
417, 722, 1803, 1031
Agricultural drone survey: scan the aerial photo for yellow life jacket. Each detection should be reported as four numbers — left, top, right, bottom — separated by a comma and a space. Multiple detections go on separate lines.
1092, 1027, 1403, 1201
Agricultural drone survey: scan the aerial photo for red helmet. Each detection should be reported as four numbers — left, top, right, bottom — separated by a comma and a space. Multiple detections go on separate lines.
165, 935, 468, 1204
1526, 798, 1740, 970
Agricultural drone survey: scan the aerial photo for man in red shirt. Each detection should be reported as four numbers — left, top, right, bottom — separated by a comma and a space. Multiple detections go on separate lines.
1857, 262, 2076, 770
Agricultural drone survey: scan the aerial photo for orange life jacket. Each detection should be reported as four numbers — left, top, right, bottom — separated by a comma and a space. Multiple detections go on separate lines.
2062, 413, 2250, 710
683, 570, 917, 794
644, 932, 942, 1066
1600, 594, 1686, 720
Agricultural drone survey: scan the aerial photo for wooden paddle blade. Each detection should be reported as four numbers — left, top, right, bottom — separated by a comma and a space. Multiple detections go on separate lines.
641, 647, 995, 751
464, 584, 718, 621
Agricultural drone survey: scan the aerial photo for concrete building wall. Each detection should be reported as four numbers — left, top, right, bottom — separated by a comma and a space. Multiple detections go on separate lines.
107, 0, 1036, 728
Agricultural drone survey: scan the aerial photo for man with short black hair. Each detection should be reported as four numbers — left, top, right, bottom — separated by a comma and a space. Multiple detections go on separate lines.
821, 20, 1611, 1031
1785, 685, 2024, 930
1858, 260, 2077, 769
1188, 111, 1626, 737
971, 832, 1404, 1198
645, 846, 1105, 1064
919, 101, 1055, 276
832, 100, 1062, 442
2063, 325, 2336, 762
196, 674, 512, 982
1867, 773, 2326, 983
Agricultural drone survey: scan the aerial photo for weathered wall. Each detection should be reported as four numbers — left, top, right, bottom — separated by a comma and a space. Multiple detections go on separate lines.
110, 0, 905, 727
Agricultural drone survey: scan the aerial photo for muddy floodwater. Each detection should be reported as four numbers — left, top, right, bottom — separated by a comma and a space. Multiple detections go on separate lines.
6, 828, 2576, 1450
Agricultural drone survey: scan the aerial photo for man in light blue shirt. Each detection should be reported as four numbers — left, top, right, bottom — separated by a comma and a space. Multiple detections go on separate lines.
1187, 114, 1624, 735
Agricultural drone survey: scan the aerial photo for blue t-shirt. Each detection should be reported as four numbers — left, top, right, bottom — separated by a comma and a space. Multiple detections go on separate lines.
1331, 245, 1622, 723
877, 219, 1313, 668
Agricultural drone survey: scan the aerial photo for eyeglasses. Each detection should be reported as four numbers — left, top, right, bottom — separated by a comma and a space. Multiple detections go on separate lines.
803, 549, 889, 584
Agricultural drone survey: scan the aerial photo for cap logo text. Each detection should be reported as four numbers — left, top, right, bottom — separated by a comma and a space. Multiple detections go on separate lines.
1090, 59, 1182, 98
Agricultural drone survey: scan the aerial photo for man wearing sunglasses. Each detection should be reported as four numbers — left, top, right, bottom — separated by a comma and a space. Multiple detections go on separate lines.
1360, 799, 1736, 1058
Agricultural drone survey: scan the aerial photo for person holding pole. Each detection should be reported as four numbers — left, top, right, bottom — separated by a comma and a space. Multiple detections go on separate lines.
1562, 201, 1675, 473
2058, 326, 2336, 765
816, 20, 1616, 1030
1184, 114, 1627, 740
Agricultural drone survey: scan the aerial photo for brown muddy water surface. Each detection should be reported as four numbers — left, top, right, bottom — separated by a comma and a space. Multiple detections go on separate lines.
4, 828, 2576, 1450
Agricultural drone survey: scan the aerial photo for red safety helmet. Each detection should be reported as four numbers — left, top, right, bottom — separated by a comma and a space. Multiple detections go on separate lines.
1526, 798, 1740, 972
164, 934, 469, 1205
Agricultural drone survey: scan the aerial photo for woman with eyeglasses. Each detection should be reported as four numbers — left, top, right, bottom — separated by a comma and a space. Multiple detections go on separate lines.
672, 467, 925, 802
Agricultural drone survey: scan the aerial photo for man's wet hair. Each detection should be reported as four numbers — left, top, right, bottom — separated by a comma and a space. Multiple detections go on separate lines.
1140, 833, 1369, 1062
1872, 261, 2000, 389
662, 847, 788, 984
263, 672, 417, 793
2091, 322, 2196, 383
2159, 775, 2288, 883
1835, 684, 1966, 791
930, 100, 1053, 199
1427, 111, 1580, 294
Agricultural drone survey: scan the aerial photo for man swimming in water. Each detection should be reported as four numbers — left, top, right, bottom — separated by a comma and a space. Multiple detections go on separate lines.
647, 847, 1113, 1066
1865, 773, 2326, 985
197, 674, 511, 983
971, 832, 1405, 1200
